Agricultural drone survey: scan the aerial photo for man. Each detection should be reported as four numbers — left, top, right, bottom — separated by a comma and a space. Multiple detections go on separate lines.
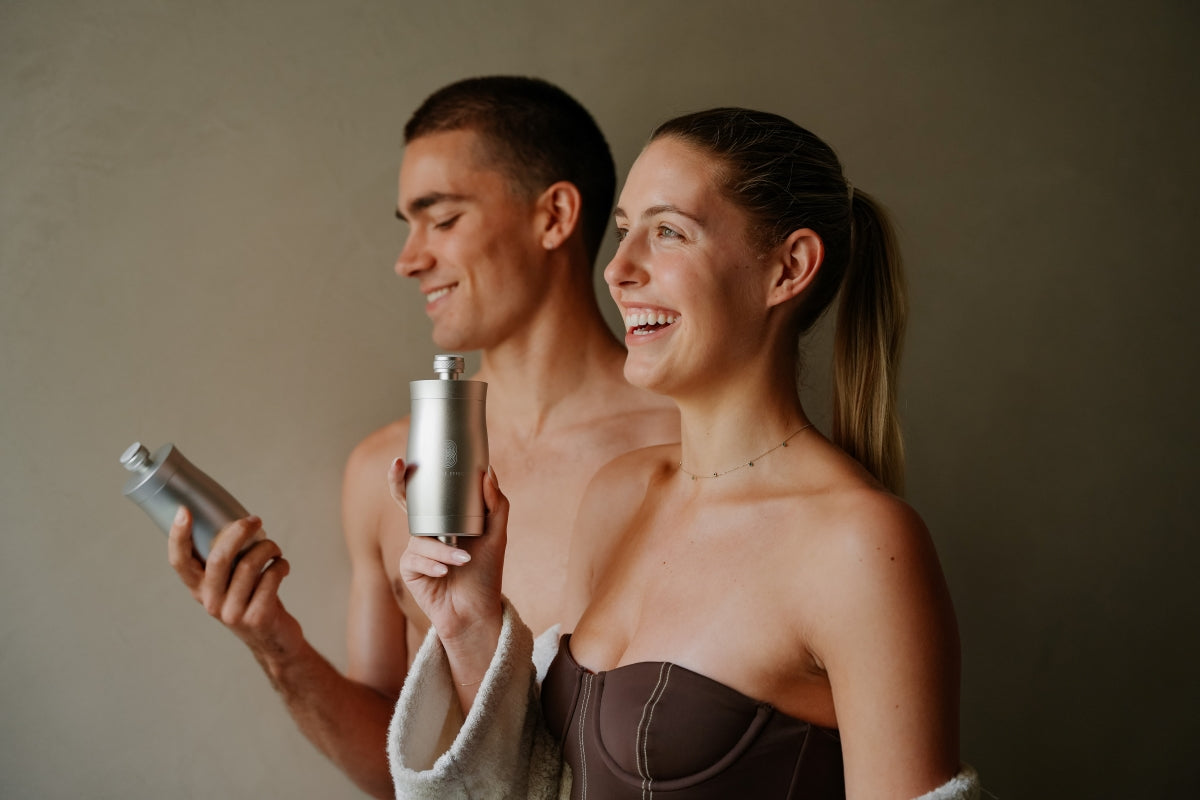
167, 76, 678, 798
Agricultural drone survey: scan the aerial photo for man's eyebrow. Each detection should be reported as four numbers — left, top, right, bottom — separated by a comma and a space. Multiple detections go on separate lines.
395, 191, 470, 221
613, 204, 705, 225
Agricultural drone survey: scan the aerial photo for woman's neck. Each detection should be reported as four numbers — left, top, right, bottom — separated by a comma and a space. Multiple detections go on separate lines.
672, 360, 809, 479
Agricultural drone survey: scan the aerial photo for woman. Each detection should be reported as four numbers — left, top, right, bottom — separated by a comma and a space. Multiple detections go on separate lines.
388, 108, 976, 799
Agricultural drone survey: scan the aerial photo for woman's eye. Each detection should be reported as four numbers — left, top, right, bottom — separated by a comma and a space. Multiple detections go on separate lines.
658, 225, 681, 240
615, 227, 628, 242
434, 214, 461, 230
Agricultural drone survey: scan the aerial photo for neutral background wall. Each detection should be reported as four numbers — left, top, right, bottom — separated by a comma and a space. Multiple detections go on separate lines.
2, 1, 1197, 797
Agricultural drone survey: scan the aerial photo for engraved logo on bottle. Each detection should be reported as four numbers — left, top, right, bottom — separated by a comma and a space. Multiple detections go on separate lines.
441, 439, 459, 469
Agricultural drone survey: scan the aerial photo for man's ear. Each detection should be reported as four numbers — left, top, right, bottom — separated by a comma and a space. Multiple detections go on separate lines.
766, 228, 824, 307
535, 181, 583, 250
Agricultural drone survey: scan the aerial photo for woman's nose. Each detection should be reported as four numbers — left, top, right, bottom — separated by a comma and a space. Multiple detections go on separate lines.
604, 239, 648, 290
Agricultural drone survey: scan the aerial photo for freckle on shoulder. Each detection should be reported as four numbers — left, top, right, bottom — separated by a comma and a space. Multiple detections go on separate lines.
823, 486, 928, 557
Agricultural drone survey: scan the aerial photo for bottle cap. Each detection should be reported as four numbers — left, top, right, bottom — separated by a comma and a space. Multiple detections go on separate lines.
120, 442, 152, 471
433, 354, 465, 380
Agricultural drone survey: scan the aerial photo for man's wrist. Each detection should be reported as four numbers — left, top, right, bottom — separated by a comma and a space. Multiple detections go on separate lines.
250, 632, 313, 691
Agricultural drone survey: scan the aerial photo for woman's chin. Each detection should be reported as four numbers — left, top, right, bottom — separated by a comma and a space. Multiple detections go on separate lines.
623, 359, 675, 397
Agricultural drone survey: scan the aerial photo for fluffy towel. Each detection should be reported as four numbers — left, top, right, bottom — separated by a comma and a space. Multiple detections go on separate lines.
387, 601, 565, 799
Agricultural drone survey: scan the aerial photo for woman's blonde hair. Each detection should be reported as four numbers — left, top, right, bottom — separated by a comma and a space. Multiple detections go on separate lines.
652, 109, 908, 492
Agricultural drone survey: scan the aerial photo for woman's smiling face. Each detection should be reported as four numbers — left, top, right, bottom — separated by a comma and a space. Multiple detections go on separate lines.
604, 137, 773, 398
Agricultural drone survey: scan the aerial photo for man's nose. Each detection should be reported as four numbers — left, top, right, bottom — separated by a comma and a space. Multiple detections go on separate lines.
395, 229, 432, 277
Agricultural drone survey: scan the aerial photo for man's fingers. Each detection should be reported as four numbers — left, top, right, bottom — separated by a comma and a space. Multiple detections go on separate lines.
167, 506, 205, 590
221, 538, 285, 616
199, 517, 263, 610
241, 557, 291, 626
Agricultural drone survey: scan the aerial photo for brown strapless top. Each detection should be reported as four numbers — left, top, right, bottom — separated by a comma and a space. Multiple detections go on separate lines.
541, 635, 844, 799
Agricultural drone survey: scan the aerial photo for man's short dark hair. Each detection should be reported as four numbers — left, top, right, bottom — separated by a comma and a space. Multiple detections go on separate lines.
405, 76, 616, 265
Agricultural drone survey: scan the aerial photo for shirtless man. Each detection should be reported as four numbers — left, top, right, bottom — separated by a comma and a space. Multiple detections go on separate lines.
167, 76, 678, 798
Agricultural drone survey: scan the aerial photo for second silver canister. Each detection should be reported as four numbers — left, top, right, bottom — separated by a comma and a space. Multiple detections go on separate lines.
120, 441, 260, 561
405, 354, 489, 543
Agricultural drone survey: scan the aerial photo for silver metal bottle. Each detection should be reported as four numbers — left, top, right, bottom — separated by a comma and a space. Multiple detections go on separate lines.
120, 442, 262, 561
405, 354, 489, 546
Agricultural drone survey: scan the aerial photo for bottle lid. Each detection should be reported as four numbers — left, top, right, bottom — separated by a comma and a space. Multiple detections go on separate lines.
433, 354, 465, 380
120, 442, 180, 497
120, 442, 152, 471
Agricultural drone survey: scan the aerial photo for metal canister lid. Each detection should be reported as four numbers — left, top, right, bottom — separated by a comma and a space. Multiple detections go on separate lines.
120, 442, 180, 498
433, 354, 465, 379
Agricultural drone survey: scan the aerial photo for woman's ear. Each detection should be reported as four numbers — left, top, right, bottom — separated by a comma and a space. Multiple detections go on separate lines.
766, 228, 824, 307
535, 181, 583, 251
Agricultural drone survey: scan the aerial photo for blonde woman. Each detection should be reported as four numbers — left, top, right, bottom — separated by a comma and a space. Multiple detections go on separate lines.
388, 108, 976, 800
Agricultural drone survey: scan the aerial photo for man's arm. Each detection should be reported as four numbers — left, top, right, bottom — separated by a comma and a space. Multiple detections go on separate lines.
165, 428, 412, 800
343, 428, 410, 697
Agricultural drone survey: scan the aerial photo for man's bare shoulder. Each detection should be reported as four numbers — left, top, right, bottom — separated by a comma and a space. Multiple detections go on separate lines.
342, 418, 411, 550
346, 418, 411, 477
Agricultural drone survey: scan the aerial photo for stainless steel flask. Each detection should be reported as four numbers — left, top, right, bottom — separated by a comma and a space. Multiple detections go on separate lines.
405, 354, 489, 546
120, 442, 261, 561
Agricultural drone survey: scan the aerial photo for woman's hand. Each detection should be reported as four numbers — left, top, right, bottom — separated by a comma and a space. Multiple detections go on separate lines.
388, 458, 508, 699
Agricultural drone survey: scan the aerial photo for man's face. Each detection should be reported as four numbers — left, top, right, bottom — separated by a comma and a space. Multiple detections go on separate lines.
394, 129, 546, 350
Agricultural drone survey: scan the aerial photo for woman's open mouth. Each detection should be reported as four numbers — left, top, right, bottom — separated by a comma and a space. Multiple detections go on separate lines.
624, 309, 680, 336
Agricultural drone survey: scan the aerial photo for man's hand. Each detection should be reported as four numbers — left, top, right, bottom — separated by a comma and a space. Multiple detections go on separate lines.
168, 507, 303, 664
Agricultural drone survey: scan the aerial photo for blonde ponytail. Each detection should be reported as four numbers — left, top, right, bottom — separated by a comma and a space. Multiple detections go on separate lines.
833, 189, 907, 493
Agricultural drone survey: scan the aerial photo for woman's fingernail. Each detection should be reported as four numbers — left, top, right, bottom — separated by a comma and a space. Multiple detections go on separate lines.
488, 465, 497, 484
433, 563, 449, 576
452, 550, 471, 564
175, 506, 187, 524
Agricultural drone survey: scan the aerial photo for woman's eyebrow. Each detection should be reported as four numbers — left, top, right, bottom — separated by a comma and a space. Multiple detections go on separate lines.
614, 204, 705, 225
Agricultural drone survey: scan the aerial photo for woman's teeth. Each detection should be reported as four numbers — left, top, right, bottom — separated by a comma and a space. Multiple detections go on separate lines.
624, 311, 679, 335
426, 286, 454, 303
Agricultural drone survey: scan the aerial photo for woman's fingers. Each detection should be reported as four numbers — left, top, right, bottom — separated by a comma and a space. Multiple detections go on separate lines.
482, 465, 509, 542
388, 457, 410, 511
400, 536, 471, 580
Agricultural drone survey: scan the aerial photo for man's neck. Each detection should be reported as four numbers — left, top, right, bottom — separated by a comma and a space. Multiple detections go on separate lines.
476, 269, 627, 440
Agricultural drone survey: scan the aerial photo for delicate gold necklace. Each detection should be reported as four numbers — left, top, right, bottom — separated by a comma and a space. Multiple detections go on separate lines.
678, 424, 814, 480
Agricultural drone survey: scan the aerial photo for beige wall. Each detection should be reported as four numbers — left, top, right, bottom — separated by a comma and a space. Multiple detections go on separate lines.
3, 1, 1197, 797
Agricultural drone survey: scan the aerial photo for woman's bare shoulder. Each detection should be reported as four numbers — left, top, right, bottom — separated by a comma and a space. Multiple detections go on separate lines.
590, 441, 681, 490
794, 478, 956, 664
825, 486, 935, 574
571, 444, 679, 559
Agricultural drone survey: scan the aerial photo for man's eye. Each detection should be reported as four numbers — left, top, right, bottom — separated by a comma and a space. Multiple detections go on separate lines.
434, 214, 461, 230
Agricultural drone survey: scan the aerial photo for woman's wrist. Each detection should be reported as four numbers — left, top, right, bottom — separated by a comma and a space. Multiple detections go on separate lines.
439, 602, 504, 686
